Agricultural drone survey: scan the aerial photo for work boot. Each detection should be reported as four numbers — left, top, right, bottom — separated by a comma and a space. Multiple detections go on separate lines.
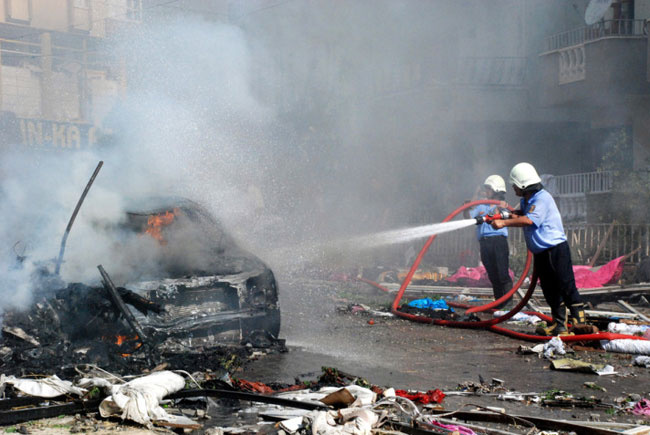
536, 305, 570, 336
568, 303, 587, 325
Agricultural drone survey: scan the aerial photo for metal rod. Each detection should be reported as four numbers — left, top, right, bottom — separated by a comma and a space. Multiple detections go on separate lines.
168, 389, 329, 411
0, 399, 103, 426
97, 264, 150, 344
617, 300, 650, 322
54, 161, 103, 275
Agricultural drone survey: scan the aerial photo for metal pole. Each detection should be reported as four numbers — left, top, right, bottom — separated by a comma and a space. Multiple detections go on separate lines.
54, 160, 103, 275
97, 264, 150, 344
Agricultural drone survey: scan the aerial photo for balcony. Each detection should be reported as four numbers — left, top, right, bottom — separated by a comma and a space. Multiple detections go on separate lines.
547, 171, 613, 223
538, 20, 650, 107
544, 19, 646, 52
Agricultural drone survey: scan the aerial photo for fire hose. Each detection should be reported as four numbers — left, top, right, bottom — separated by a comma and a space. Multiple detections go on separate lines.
363, 200, 648, 343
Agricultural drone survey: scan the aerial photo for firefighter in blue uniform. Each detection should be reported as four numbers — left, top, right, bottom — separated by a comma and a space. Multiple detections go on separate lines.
491, 162, 587, 336
466, 175, 513, 309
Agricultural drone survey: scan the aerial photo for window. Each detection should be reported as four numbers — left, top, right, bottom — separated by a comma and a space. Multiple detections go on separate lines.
5, 0, 31, 24
126, 0, 142, 21
69, 0, 91, 32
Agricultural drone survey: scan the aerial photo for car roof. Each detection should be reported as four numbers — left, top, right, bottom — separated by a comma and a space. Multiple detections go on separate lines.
124, 196, 207, 215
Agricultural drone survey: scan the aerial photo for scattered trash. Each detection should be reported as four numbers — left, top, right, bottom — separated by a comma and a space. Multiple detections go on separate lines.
550, 358, 616, 375
493, 310, 541, 324
632, 398, 650, 416
1, 374, 86, 398
456, 379, 506, 394
584, 382, 606, 391
340, 304, 394, 318
497, 392, 527, 401
427, 419, 477, 435
406, 298, 452, 310
319, 388, 356, 408
633, 356, 650, 367
455, 294, 481, 302
595, 365, 617, 376
394, 389, 445, 404
518, 343, 545, 356
543, 336, 566, 359
541, 390, 604, 408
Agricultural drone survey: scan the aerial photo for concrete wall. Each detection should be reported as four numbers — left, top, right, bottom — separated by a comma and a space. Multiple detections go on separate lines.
539, 38, 650, 110
635, 0, 650, 20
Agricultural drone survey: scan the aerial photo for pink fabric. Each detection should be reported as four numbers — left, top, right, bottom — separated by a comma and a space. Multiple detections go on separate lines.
573, 256, 625, 288
428, 420, 476, 435
446, 265, 514, 287
632, 398, 650, 416
447, 256, 625, 289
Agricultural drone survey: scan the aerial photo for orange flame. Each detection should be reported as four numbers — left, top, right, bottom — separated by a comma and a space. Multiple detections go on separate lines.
103, 334, 142, 357
144, 208, 179, 244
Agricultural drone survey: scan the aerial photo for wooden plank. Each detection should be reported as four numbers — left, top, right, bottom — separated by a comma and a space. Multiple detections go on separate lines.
589, 221, 616, 267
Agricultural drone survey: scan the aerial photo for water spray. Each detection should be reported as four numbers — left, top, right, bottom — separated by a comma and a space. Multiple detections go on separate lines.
348, 219, 478, 249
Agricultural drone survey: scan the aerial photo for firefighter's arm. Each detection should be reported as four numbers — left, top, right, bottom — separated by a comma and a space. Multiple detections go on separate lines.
491, 215, 533, 229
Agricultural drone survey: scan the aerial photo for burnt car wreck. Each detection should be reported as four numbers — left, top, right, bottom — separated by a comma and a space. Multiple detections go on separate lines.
1, 196, 282, 374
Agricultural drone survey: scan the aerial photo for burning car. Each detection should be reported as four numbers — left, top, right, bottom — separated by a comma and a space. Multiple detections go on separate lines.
1, 197, 281, 371
120, 197, 281, 351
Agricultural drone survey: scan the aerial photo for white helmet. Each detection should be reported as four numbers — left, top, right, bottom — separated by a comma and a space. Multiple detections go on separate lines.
483, 175, 506, 193
510, 162, 542, 189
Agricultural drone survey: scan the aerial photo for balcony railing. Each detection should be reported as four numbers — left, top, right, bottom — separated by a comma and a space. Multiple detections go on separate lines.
552, 171, 613, 195
544, 19, 647, 52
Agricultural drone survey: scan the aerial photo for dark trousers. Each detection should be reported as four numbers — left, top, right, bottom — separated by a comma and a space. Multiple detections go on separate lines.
479, 236, 512, 305
533, 241, 582, 316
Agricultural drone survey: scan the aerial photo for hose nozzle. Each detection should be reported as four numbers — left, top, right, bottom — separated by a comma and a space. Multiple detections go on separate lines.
475, 208, 512, 225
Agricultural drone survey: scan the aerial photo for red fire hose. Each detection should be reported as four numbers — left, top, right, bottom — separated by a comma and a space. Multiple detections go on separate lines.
389, 200, 529, 317
364, 200, 648, 343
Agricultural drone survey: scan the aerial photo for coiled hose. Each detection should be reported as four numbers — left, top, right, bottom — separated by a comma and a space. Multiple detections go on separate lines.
364, 200, 648, 343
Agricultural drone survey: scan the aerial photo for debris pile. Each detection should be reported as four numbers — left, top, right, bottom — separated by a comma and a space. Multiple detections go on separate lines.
4, 366, 648, 434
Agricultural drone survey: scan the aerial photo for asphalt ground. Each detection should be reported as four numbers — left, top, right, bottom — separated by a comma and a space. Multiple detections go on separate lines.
242, 276, 650, 426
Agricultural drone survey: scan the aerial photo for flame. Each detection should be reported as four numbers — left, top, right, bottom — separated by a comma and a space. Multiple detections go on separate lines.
103, 334, 142, 357
121, 342, 142, 358
144, 208, 179, 244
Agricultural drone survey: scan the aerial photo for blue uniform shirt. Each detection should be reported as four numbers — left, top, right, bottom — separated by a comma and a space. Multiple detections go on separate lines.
470, 204, 508, 240
520, 189, 567, 254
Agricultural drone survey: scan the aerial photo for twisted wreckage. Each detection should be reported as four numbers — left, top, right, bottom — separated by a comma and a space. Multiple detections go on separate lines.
1, 193, 283, 374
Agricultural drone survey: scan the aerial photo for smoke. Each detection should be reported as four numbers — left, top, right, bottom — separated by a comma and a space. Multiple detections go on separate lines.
1, 1, 625, 315
0, 17, 275, 311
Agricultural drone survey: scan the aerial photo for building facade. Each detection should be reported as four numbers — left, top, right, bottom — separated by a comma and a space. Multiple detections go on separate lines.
0, 0, 138, 152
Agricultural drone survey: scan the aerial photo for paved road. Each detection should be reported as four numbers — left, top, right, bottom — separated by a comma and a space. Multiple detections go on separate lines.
243, 276, 650, 423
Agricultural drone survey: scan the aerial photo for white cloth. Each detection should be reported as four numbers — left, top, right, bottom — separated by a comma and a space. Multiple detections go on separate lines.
493, 311, 541, 324
97, 371, 186, 426
633, 356, 650, 367
543, 336, 566, 359
1, 374, 86, 398
607, 322, 649, 335
601, 339, 650, 355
